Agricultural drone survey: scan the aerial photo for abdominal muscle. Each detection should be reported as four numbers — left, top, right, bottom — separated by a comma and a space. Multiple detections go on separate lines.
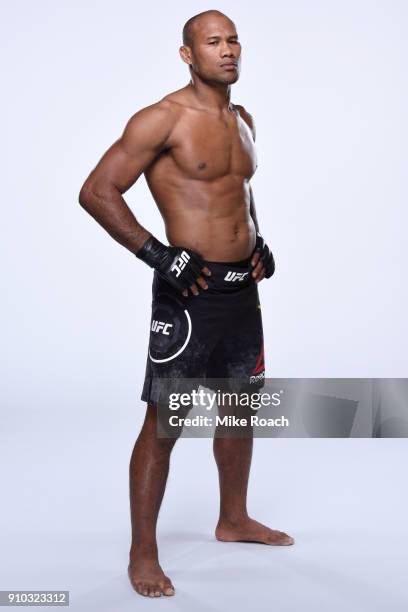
165, 212, 256, 262
146, 174, 257, 263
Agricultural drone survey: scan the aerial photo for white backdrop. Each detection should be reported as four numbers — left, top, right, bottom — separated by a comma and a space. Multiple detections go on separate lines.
1, 1, 408, 610
2, 0, 407, 410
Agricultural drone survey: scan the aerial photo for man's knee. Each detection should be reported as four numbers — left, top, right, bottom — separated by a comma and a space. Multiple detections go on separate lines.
142, 403, 180, 452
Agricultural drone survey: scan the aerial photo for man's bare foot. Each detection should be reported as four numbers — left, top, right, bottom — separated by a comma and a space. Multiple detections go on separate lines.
128, 559, 175, 597
215, 517, 295, 546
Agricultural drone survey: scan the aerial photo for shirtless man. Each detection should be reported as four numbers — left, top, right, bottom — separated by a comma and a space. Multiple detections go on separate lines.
79, 9, 294, 598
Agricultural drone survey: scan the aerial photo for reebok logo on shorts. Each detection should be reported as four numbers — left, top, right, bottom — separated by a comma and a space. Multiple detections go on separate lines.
250, 371, 265, 384
250, 346, 265, 383
224, 271, 249, 282
171, 251, 190, 277
151, 320, 173, 335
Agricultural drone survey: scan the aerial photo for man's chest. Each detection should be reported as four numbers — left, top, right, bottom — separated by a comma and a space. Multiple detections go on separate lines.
168, 110, 257, 181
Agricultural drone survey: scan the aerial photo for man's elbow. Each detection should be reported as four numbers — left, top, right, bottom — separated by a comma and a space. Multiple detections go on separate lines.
78, 182, 93, 209
78, 177, 119, 214
78, 180, 104, 211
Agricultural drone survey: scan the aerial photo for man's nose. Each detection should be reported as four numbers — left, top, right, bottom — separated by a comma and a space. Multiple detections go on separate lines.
220, 42, 235, 57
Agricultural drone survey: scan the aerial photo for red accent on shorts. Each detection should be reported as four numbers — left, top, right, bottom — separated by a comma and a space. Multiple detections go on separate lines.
253, 346, 265, 374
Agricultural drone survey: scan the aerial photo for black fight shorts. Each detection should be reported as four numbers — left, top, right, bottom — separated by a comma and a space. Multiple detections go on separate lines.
141, 256, 266, 406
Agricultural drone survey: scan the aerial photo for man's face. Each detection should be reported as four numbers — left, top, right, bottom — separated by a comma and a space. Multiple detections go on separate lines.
183, 15, 241, 85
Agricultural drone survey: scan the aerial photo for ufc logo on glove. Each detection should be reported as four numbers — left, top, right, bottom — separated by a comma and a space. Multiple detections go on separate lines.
171, 251, 190, 277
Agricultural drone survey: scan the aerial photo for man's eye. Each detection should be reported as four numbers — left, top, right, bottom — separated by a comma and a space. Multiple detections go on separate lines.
208, 40, 239, 45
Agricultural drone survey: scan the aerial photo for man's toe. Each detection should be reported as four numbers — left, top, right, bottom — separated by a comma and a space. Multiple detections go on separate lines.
280, 533, 294, 545
163, 583, 175, 596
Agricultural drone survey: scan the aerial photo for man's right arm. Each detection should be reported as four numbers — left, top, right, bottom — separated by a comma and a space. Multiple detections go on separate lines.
78, 101, 177, 254
78, 101, 211, 295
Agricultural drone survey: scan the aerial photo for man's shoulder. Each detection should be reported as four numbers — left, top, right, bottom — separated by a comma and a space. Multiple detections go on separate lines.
130, 97, 180, 122
233, 103, 256, 140
233, 103, 255, 126
123, 95, 184, 142
128, 88, 192, 125
160, 86, 200, 112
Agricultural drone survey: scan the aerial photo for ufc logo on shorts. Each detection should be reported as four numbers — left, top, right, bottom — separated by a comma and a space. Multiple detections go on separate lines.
151, 320, 173, 335
171, 251, 190, 277
224, 271, 249, 282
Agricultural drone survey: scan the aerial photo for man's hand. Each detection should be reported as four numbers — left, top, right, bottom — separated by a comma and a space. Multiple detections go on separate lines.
251, 233, 275, 283
136, 236, 211, 296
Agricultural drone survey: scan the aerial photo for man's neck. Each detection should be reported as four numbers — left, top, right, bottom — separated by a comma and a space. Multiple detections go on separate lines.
187, 77, 232, 112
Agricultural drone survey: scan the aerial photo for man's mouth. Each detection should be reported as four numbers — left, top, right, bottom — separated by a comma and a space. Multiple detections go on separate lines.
220, 62, 238, 70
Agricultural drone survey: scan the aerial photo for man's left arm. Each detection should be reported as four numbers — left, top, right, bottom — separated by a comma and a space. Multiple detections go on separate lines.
248, 184, 267, 282
235, 104, 275, 282
249, 188, 275, 281
249, 185, 260, 234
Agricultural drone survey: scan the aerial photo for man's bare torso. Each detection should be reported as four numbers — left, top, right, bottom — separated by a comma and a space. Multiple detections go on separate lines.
145, 86, 257, 262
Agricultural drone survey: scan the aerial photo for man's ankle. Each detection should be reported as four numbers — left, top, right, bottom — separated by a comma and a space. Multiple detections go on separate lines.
217, 512, 250, 527
129, 542, 159, 563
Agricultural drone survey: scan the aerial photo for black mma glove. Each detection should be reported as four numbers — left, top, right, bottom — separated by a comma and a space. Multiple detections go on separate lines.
136, 235, 206, 292
254, 232, 275, 278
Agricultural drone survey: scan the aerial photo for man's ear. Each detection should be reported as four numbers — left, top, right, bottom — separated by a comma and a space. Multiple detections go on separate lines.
179, 45, 192, 65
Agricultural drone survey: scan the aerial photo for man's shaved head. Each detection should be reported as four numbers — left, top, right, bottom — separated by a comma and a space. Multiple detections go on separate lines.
179, 9, 241, 85
182, 9, 233, 46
